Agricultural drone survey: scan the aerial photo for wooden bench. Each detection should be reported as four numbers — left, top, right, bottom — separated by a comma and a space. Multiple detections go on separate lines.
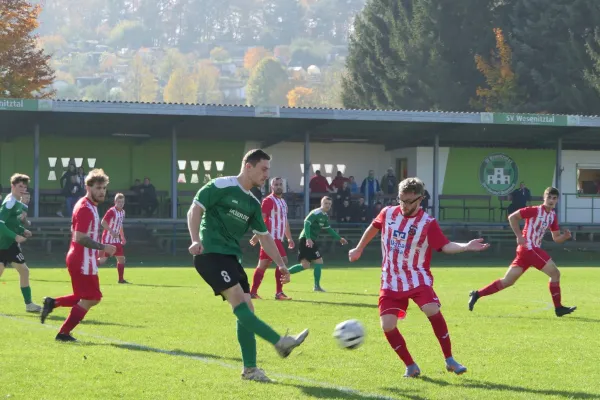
439, 195, 494, 221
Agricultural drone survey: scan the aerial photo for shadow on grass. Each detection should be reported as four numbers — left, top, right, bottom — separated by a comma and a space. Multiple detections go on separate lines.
419, 376, 600, 399
277, 382, 412, 400
79, 341, 244, 363
481, 315, 600, 324
3, 313, 144, 328
290, 299, 377, 309
289, 290, 379, 298
31, 278, 196, 289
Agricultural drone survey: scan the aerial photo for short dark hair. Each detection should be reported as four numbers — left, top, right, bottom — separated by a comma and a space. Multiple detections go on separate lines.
242, 149, 271, 168
398, 177, 424, 196
544, 187, 559, 197
10, 173, 30, 186
321, 196, 332, 202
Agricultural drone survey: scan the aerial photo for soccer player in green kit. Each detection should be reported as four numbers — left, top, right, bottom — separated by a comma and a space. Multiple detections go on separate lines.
0, 174, 41, 313
187, 149, 309, 383
288, 196, 347, 292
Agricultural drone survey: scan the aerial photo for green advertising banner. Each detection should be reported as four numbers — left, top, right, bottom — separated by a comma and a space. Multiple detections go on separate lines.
481, 112, 580, 126
0, 98, 53, 111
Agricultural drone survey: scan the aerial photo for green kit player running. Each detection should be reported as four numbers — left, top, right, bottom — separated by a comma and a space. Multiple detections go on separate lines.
187, 149, 309, 383
288, 196, 347, 292
0, 174, 41, 313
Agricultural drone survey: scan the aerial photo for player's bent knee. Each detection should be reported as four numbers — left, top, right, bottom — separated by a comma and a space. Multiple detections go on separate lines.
380, 314, 398, 332
420, 303, 441, 317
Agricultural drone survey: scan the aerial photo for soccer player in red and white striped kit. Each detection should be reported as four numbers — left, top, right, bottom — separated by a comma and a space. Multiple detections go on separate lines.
249, 177, 295, 300
349, 177, 489, 378
98, 193, 128, 283
469, 187, 576, 317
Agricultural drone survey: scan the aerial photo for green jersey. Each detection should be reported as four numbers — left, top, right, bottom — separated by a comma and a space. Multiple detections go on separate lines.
194, 177, 268, 260
299, 208, 341, 241
0, 194, 27, 250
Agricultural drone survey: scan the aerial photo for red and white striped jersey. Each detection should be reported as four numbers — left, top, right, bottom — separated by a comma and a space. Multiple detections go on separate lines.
372, 207, 450, 293
262, 194, 288, 241
102, 206, 125, 244
68, 197, 101, 275
519, 206, 559, 250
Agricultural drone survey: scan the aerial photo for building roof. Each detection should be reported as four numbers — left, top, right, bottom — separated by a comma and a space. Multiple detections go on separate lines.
1, 98, 600, 149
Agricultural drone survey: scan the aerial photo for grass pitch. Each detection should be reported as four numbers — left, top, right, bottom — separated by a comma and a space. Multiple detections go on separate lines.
1, 265, 599, 400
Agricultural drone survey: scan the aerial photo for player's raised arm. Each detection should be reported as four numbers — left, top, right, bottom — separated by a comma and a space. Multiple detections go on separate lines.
550, 215, 571, 244
348, 207, 386, 262
429, 220, 490, 254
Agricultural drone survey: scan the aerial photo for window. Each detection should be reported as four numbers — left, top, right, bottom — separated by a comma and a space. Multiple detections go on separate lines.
177, 160, 226, 185
577, 164, 600, 196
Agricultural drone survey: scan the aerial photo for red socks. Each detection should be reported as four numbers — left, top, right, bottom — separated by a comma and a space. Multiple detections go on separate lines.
117, 263, 125, 281
428, 312, 452, 358
250, 268, 265, 294
275, 268, 284, 293
55, 295, 79, 308
59, 304, 88, 335
384, 328, 414, 366
478, 279, 504, 297
549, 282, 562, 308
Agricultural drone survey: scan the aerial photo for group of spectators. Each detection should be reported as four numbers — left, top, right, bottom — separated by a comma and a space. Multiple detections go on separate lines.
309, 169, 431, 223
57, 160, 160, 217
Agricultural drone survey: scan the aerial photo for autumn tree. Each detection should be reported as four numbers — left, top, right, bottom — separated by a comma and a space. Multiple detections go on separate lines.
164, 67, 197, 103
0, 0, 55, 98
471, 28, 524, 112
244, 47, 273, 71
210, 47, 230, 63
246, 58, 289, 106
287, 86, 319, 107
124, 55, 158, 102
194, 60, 223, 104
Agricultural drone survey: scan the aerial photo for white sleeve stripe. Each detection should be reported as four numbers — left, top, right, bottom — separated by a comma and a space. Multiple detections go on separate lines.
193, 200, 205, 210
253, 230, 269, 235
0, 220, 5, 224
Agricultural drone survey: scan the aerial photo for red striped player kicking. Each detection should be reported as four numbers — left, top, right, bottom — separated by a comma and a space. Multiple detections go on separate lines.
469, 187, 576, 317
249, 177, 295, 300
40, 169, 117, 341
348, 177, 489, 378
98, 193, 128, 284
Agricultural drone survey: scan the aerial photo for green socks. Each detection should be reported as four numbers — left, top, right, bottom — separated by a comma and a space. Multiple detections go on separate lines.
233, 302, 280, 345
289, 264, 305, 274
314, 264, 322, 287
289, 263, 323, 286
237, 320, 257, 368
20, 286, 32, 305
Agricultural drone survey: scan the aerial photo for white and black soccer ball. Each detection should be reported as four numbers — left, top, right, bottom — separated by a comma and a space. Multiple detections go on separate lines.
333, 319, 365, 349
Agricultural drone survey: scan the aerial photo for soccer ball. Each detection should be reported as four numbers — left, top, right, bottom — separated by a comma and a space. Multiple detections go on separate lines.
333, 319, 365, 349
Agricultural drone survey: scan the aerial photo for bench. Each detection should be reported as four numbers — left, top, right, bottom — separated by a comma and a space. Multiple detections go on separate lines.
439, 195, 494, 221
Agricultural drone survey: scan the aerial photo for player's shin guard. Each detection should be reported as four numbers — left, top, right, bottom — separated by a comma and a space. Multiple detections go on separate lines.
549, 282, 562, 308
117, 263, 125, 282
313, 264, 322, 287
384, 328, 414, 367
20, 286, 32, 304
233, 302, 280, 345
478, 279, 504, 297
288, 264, 304, 274
237, 320, 257, 368
251, 268, 265, 294
428, 312, 452, 359
59, 305, 88, 335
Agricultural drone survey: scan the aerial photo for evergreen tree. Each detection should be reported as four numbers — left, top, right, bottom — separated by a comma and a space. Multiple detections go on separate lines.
508, 0, 600, 114
342, 0, 496, 111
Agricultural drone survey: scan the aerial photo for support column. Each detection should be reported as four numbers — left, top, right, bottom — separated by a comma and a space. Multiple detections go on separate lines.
433, 134, 440, 219
171, 127, 178, 255
303, 131, 310, 218
33, 123, 40, 218
556, 137, 563, 222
